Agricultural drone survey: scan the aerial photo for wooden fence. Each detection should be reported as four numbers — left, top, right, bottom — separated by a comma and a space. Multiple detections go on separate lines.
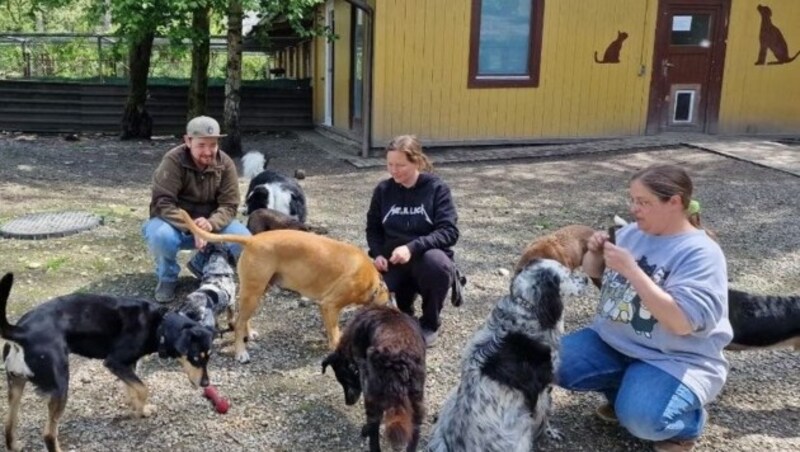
0, 80, 312, 134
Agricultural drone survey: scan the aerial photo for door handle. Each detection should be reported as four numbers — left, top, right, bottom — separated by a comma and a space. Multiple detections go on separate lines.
662, 59, 675, 77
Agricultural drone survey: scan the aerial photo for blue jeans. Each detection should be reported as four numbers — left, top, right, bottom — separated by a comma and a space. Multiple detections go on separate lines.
557, 328, 705, 442
142, 217, 250, 283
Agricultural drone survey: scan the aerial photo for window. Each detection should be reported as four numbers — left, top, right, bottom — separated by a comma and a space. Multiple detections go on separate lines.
468, 0, 545, 88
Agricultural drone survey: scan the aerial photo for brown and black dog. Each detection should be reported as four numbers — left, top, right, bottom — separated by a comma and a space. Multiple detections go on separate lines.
515, 224, 596, 276
179, 210, 390, 363
323, 305, 426, 452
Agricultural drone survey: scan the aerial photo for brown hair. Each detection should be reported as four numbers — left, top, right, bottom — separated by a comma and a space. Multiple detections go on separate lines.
386, 135, 433, 172
630, 164, 716, 239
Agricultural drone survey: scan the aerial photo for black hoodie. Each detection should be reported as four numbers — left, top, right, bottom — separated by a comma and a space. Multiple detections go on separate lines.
366, 173, 459, 260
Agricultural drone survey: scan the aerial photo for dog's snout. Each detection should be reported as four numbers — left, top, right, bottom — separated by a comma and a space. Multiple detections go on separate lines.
200, 373, 210, 388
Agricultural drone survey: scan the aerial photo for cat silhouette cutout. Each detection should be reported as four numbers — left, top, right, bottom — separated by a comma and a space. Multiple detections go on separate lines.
755, 4, 799, 65
595, 31, 628, 64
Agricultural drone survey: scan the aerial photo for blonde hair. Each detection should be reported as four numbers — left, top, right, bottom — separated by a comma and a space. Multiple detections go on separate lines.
631, 164, 717, 240
386, 135, 433, 172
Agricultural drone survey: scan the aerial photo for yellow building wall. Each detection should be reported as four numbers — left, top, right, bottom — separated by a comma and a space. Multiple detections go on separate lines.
719, 0, 800, 134
333, 1, 353, 130
371, 0, 659, 145
313, 8, 327, 124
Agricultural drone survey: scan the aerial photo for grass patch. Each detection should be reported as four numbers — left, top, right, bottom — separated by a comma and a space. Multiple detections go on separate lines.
45, 256, 68, 272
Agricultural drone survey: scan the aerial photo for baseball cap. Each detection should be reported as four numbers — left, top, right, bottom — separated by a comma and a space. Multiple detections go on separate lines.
186, 116, 226, 138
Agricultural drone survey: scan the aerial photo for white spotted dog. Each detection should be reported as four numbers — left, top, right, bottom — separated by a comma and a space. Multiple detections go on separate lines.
241, 151, 307, 223
178, 244, 237, 334
426, 259, 588, 452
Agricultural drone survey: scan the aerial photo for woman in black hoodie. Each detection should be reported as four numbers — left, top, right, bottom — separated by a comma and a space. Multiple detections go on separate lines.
366, 135, 460, 347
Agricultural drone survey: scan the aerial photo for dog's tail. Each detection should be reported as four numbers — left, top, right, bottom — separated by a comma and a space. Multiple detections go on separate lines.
384, 397, 414, 449
241, 151, 268, 179
0, 273, 19, 339
178, 209, 253, 247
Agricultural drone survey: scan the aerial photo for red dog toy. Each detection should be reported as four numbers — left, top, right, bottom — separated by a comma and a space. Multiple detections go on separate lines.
203, 385, 230, 414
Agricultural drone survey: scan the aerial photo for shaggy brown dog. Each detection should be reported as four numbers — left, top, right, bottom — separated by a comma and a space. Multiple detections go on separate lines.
178, 209, 390, 363
323, 305, 426, 452
515, 225, 595, 274
246, 208, 328, 235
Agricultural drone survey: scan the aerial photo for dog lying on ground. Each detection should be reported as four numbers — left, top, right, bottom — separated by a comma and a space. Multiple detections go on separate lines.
427, 259, 588, 452
726, 289, 800, 350
323, 305, 426, 452
241, 151, 307, 223
516, 224, 595, 272
177, 244, 237, 333
0, 273, 212, 452
178, 209, 390, 363
246, 207, 328, 235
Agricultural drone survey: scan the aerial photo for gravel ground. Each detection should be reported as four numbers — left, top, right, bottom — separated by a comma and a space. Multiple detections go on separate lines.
0, 131, 798, 452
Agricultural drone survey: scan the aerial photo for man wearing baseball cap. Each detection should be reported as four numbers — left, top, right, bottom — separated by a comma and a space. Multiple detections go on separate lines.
142, 115, 250, 302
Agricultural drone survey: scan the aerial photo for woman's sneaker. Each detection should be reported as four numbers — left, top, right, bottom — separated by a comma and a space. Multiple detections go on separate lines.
422, 329, 438, 348
595, 403, 618, 423
653, 439, 697, 452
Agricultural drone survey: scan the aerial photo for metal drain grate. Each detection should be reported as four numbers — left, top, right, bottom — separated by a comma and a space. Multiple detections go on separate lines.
0, 211, 103, 240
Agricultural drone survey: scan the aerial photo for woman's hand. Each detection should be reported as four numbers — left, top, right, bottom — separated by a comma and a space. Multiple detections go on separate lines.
603, 242, 637, 277
389, 245, 412, 265
587, 230, 609, 254
374, 256, 389, 272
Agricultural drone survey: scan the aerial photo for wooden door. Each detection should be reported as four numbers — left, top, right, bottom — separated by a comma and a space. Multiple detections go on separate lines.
646, 0, 730, 134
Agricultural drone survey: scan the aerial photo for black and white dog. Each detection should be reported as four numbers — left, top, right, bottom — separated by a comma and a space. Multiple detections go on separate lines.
241, 151, 307, 223
178, 244, 237, 334
426, 259, 588, 452
0, 273, 213, 452
726, 289, 800, 351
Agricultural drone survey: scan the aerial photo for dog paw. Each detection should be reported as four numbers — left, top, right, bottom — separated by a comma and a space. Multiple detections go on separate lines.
545, 425, 564, 442
247, 330, 259, 341
140, 404, 156, 418
236, 350, 251, 364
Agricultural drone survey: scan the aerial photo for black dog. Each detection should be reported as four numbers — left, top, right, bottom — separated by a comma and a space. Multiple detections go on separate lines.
241, 151, 307, 222
727, 289, 800, 350
0, 273, 213, 452
322, 305, 426, 452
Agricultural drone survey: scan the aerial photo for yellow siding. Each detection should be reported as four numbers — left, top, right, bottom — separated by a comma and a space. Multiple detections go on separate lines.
313, 8, 326, 124
719, 0, 800, 134
333, 1, 353, 130
372, 0, 659, 144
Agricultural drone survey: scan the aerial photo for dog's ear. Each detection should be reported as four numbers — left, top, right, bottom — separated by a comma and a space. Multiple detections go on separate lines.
158, 312, 194, 358
322, 351, 339, 374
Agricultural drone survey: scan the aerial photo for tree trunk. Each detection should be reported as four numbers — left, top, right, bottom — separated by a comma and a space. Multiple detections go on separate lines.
222, 0, 243, 157
187, 5, 211, 120
120, 32, 154, 140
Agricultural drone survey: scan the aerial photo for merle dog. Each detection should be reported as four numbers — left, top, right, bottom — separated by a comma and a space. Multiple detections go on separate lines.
178, 244, 237, 334
427, 259, 588, 452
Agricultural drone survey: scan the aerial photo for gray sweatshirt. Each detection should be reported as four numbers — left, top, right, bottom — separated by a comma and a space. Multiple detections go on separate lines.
591, 223, 732, 404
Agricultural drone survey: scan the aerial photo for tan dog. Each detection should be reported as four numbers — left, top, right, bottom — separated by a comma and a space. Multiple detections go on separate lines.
515, 225, 596, 275
178, 210, 390, 363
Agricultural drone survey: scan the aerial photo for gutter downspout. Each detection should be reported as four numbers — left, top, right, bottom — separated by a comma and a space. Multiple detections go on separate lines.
343, 0, 374, 158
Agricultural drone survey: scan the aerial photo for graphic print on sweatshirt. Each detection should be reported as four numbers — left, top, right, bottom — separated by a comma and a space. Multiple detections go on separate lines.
382, 204, 433, 225
599, 256, 671, 338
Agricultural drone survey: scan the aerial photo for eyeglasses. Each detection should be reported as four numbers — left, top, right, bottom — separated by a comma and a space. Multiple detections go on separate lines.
628, 198, 656, 209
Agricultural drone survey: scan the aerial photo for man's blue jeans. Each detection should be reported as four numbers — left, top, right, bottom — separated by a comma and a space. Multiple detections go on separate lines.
142, 217, 250, 283
557, 328, 705, 442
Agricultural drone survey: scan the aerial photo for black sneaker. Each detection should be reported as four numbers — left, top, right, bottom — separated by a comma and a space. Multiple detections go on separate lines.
187, 253, 205, 279
154, 281, 177, 303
